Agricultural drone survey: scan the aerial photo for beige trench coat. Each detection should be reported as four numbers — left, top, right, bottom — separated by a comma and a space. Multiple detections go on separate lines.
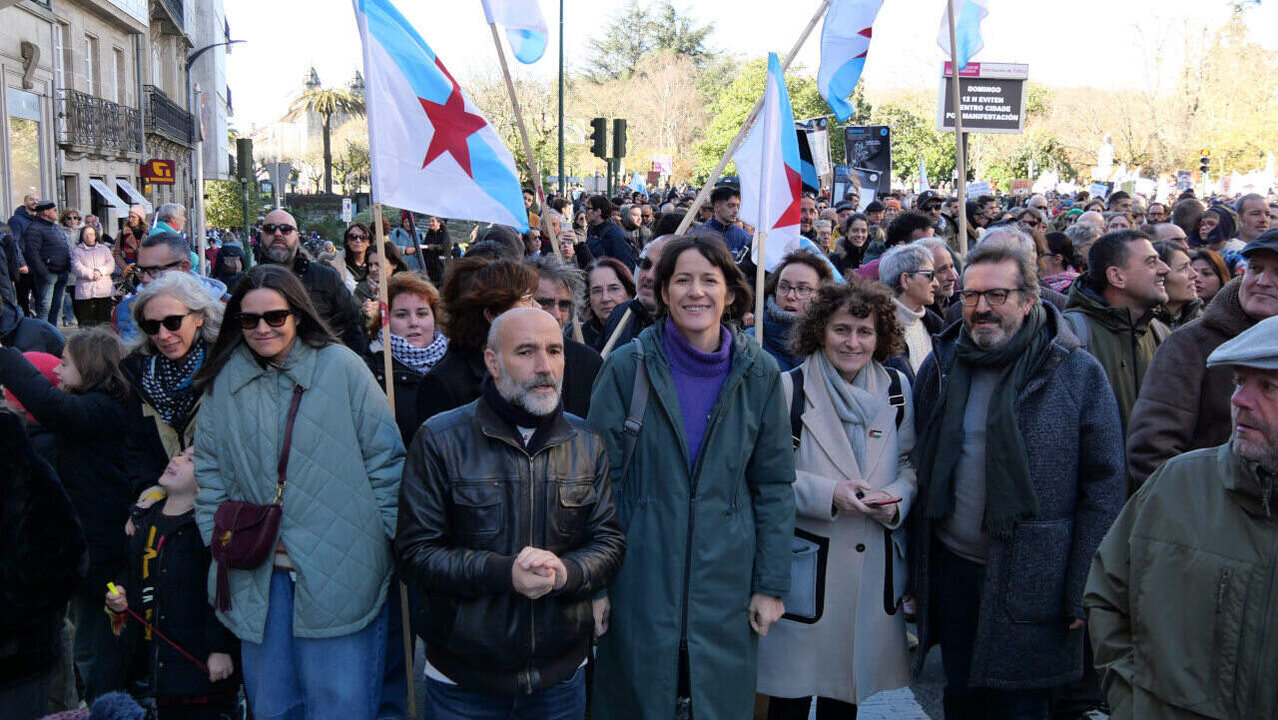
757, 355, 917, 705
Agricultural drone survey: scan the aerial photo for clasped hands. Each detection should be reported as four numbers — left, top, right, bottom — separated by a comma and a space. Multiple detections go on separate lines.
511, 546, 568, 600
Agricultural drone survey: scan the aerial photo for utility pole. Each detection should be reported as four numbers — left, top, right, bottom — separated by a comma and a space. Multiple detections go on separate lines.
557, 0, 565, 197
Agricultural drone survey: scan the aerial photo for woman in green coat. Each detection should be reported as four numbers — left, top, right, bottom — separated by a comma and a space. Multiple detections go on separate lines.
588, 236, 796, 720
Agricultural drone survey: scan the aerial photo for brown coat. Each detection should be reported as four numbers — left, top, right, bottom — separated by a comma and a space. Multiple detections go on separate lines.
1125, 278, 1256, 488
756, 356, 917, 705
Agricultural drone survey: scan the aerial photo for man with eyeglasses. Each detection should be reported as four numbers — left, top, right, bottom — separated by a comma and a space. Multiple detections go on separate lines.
911, 231, 1124, 720
1027, 194, 1051, 219
598, 235, 670, 354
1144, 202, 1167, 226
524, 254, 602, 417
258, 208, 365, 353
114, 232, 228, 344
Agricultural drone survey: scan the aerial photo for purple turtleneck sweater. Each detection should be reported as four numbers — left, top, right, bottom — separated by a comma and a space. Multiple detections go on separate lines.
662, 316, 733, 469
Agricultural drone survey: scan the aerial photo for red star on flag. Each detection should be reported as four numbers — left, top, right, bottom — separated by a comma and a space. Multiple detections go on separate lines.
419, 58, 487, 177
774, 164, 803, 229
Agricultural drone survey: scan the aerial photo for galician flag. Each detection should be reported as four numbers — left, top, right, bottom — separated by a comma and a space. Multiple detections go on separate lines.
354, 0, 528, 231
817, 0, 884, 122
481, 0, 548, 64
734, 53, 803, 273
937, 0, 989, 71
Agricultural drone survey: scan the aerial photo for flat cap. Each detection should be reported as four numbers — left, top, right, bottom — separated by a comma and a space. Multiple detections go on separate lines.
1241, 228, 1278, 258
34, 201, 55, 212
1207, 315, 1278, 370
865, 200, 885, 213
834, 201, 855, 212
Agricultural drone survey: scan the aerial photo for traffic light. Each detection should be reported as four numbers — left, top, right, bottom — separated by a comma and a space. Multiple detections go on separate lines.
613, 118, 627, 159
589, 117, 608, 159
1200, 149, 1211, 174
236, 138, 254, 182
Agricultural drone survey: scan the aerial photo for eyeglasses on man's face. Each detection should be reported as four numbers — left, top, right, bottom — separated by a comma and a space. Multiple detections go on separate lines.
960, 288, 1019, 306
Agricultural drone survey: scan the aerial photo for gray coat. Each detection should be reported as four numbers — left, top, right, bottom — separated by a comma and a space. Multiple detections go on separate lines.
909, 302, 1125, 689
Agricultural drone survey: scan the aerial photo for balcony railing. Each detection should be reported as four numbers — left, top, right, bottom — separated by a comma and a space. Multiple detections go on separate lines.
55, 89, 143, 156
144, 85, 192, 146
157, 0, 183, 31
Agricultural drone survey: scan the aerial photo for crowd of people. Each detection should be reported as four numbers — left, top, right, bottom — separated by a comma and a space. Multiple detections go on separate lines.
1, 177, 1277, 720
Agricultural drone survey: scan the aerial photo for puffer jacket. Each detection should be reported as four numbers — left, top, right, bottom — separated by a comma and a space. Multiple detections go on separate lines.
22, 216, 68, 279
71, 242, 115, 299
194, 341, 405, 643
1086, 443, 1278, 719
1127, 279, 1258, 489
1063, 283, 1169, 441
909, 302, 1125, 689
395, 395, 626, 694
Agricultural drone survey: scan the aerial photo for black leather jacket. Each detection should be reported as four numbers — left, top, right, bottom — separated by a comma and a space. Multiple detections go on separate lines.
395, 396, 625, 695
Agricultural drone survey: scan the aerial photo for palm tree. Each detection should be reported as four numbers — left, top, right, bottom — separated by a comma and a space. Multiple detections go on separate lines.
294, 87, 365, 194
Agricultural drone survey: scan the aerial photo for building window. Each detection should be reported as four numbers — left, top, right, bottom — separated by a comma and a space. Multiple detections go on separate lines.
84, 35, 100, 97
62, 174, 78, 211
7, 87, 43, 211
55, 24, 71, 90
114, 48, 126, 105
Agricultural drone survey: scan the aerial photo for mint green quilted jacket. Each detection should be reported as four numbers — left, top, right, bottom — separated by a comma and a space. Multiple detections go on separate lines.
194, 341, 405, 642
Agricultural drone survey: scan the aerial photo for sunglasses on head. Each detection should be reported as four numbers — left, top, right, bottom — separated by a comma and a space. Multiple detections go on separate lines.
140, 312, 192, 335
261, 223, 296, 235
237, 310, 293, 330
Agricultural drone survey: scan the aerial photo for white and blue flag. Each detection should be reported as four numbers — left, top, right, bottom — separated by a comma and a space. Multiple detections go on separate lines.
817, 0, 884, 122
481, 0, 548, 64
937, 0, 989, 72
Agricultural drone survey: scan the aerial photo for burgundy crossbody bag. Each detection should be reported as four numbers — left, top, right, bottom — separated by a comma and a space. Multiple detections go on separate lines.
211, 384, 304, 611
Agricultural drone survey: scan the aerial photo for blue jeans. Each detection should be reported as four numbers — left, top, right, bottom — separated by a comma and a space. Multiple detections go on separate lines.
932, 544, 1052, 720
241, 571, 388, 720
426, 666, 586, 720
31, 274, 53, 319
47, 271, 69, 325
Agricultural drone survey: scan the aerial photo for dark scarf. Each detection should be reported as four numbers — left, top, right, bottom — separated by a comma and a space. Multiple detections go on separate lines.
480, 375, 561, 453
921, 303, 1050, 538
140, 336, 207, 430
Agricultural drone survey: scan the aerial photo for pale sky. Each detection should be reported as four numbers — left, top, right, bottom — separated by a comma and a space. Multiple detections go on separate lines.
225, 0, 1278, 131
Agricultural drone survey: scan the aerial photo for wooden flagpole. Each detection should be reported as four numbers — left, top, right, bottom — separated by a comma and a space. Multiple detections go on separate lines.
487, 22, 585, 344
673, 0, 830, 237
372, 202, 418, 719
947, 0, 970, 255
753, 231, 768, 338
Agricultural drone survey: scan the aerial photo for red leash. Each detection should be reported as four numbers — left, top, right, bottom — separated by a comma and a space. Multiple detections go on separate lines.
118, 605, 210, 675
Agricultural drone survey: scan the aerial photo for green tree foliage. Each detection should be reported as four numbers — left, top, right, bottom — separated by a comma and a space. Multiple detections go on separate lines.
294, 87, 365, 194
693, 58, 839, 183
205, 179, 269, 229
585, 0, 716, 82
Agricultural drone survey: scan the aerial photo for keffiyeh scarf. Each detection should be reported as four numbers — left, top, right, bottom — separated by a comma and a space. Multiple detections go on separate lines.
390, 332, 448, 375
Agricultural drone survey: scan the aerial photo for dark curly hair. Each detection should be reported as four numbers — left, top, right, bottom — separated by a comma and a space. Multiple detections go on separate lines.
789, 274, 904, 361
440, 258, 539, 349
653, 235, 752, 322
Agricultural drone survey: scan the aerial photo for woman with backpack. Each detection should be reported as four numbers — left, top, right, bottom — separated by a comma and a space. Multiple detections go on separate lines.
756, 277, 918, 719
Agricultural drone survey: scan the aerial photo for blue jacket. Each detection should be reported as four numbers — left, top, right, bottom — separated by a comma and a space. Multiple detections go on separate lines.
22, 216, 68, 278
701, 218, 751, 254
7, 207, 33, 260
587, 220, 636, 268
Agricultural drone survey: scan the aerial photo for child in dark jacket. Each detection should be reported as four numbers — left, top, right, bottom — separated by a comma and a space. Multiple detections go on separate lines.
105, 448, 237, 720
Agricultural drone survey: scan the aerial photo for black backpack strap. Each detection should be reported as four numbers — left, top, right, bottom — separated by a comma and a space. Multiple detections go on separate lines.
787, 367, 805, 450
885, 366, 906, 430
620, 344, 649, 485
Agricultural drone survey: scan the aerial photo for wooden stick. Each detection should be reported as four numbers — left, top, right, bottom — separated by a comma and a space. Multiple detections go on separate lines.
600, 307, 633, 358
753, 231, 768, 339
673, 0, 830, 237
947, 0, 969, 255
373, 202, 418, 719
486, 22, 585, 344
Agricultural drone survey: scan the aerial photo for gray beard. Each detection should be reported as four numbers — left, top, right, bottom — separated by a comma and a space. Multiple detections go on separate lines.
495, 367, 561, 417
264, 243, 295, 264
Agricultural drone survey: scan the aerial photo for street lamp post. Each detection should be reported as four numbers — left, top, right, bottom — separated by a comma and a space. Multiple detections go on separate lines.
557, 0, 565, 197
186, 39, 245, 275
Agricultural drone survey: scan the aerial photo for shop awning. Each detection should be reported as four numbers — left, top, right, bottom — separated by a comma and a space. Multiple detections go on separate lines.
115, 179, 152, 214
89, 179, 129, 212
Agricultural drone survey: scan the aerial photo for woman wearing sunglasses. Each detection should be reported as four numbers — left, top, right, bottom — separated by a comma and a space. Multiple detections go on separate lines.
878, 244, 941, 381
192, 264, 404, 720
120, 271, 224, 492
340, 223, 373, 292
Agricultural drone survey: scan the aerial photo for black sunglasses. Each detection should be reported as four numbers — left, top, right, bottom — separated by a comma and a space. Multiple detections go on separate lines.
261, 223, 297, 235
237, 310, 294, 330
537, 297, 574, 312
140, 312, 192, 335
347, 233, 368, 241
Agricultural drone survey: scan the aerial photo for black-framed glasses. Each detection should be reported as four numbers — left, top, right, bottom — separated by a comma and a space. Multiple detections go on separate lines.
136, 260, 184, 277
140, 312, 192, 335
537, 297, 574, 312
776, 282, 816, 299
959, 288, 1019, 307
908, 270, 936, 281
261, 223, 296, 235
237, 310, 294, 330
